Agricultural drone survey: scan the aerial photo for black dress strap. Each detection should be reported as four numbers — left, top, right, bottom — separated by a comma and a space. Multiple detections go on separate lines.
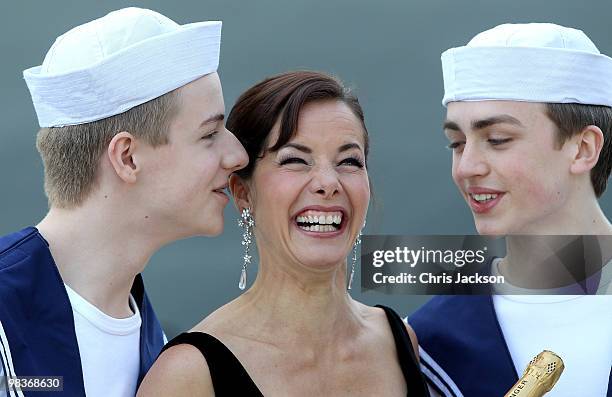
376, 305, 431, 397
160, 332, 264, 396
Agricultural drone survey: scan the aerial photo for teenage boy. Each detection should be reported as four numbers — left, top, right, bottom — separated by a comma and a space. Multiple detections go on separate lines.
0, 7, 247, 397
410, 23, 612, 397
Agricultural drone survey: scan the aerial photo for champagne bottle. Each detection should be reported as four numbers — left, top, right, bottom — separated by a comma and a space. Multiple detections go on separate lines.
504, 351, 564, 397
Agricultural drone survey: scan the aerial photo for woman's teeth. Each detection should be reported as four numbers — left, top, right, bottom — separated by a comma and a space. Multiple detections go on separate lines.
296, 214, 342, 224
296, 211, 342, 232
300, 224, 337, 232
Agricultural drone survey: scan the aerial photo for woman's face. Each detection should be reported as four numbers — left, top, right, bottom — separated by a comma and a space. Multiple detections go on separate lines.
247, 100, 369, 271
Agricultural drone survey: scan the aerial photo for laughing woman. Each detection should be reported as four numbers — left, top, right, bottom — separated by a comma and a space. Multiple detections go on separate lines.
138, 71, 430, 396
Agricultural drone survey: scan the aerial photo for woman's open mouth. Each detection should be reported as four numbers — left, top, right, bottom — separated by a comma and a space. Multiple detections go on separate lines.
295, 209, 344, 233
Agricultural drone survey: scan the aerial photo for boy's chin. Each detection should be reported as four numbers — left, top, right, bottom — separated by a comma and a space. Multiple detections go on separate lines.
474, 219, 509, 237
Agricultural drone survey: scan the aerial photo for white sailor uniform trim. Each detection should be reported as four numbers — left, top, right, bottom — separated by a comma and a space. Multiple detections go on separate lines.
0, 320, 24, 397
419, 346, 464, 397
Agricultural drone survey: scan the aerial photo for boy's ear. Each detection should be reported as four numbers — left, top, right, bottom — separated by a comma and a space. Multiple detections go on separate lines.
569, 125, 604, 175
229, 174, 252, 212
107, 131, 139, 183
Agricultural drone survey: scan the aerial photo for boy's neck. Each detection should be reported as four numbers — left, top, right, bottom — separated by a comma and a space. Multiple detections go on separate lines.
497, 194, 611, 289
37, 204, 164, 318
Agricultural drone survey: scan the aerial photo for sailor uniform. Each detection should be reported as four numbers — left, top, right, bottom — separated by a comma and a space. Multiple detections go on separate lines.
0, 227, 165, 396
409, 295, 612, 397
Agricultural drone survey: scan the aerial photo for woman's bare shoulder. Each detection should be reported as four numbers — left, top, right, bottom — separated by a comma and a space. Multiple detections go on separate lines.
357, 302, 420, 360
138, 302, 243, 397
137, 343, 214, 397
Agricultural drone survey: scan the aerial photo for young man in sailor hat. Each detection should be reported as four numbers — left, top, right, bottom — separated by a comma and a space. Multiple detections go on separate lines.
409, 23, 612, 397
0, 7, 247, 397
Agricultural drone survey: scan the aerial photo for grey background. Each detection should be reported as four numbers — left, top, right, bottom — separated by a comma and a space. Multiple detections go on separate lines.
1, 0, 611, 337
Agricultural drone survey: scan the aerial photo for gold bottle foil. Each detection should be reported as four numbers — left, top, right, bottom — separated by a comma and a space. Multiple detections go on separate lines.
504, 351, 564, 397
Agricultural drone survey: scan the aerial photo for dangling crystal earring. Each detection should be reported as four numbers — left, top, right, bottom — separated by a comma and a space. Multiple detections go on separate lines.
238, 207, 255, 290
348, 221, 365, 290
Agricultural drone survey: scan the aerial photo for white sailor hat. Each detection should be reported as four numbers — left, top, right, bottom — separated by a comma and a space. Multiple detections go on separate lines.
441, 23, 612, 107
24, 7, 222, 127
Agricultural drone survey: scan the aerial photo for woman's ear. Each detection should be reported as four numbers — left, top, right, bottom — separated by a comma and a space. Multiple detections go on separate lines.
229, 174, 252, 212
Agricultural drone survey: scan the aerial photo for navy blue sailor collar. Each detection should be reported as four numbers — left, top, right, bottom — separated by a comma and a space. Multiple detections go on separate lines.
0, 227, 165, 396
411, 293, 612, 397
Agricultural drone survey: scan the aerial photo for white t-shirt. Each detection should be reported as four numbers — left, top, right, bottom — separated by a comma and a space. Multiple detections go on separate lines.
65, 284, 142, 397
492, 260, 612, 396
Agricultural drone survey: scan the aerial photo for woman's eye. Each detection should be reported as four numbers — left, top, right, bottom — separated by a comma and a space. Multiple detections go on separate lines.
488, 138, 512, 146
279, 157, 308, 166
202, 131, 218, 140
339, 157, 364, 168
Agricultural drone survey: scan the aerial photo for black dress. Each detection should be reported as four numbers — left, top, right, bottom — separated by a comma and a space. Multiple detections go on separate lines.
160, 305, 430, 396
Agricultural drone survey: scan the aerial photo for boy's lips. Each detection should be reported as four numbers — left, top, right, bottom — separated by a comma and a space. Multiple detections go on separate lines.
467, 190, 505, 214
212, 184, 229, 202
467, 187, 504, 195
212, 183, 228, 193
